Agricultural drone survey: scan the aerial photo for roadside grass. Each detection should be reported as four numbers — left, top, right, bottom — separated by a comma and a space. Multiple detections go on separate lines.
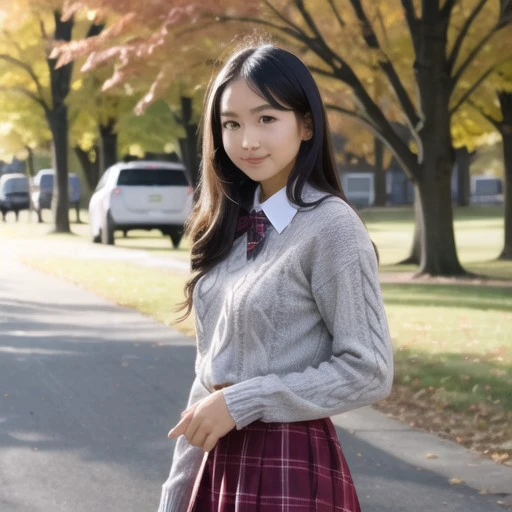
2, 209, 192, 260
22, 256, 196, 337
2, 204, 507, 275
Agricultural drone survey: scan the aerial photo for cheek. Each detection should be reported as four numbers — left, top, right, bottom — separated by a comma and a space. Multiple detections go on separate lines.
222, 132, 236, 157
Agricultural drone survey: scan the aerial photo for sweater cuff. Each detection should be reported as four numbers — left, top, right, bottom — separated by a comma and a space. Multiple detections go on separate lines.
158, 483, 190, 512
222, 377, 266, 429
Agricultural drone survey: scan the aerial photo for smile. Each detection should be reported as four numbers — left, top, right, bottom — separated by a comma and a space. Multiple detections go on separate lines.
242, 156, 268, 165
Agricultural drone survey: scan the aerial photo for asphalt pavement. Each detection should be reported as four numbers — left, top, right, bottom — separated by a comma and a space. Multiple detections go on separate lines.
1, 241, 511, 512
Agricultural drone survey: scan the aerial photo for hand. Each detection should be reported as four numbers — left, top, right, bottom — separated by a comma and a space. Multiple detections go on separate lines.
167, 390, 236, 452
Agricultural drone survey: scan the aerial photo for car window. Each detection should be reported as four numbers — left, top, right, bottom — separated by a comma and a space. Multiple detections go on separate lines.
4, 177, 29, 193
40, 174, 54, 189
116, 168, 188, 186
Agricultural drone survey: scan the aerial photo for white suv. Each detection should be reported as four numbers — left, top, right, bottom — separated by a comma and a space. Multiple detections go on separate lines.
88, 161, 193, 247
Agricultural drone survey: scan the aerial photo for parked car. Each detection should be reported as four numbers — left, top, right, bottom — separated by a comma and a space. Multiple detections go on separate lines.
0, 173, 30, 221
31, 169, 82, 222
88, 160, 193, 247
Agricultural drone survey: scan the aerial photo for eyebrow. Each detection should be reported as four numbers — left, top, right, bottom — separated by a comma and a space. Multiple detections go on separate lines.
220, 103, 276, 117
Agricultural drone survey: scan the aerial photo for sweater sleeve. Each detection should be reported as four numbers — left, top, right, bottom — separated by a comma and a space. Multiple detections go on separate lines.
222, 214, 394, 429
158, 376, 209, 512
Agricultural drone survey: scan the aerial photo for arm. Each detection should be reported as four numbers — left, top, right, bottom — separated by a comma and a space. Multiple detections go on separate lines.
223, 216, 394, 429
158, 376, 209, 512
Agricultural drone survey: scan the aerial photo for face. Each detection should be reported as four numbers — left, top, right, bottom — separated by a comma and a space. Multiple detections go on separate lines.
219, 78, 312, 200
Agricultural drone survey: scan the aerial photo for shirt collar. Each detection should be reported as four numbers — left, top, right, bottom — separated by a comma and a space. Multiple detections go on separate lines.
252, 184, 299, 234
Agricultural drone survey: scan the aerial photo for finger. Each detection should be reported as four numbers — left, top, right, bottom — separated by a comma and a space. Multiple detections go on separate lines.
181, 401, 200, 418
184, 414, 203, 444
202, 433, 219, 453
189, 428, 209, 449
168, 414, 192, 439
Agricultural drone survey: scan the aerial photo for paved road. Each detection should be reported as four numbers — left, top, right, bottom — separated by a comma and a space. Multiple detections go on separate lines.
1, 247, 511, 511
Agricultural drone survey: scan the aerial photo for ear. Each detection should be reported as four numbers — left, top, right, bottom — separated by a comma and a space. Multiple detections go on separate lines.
302, 112, 313, 141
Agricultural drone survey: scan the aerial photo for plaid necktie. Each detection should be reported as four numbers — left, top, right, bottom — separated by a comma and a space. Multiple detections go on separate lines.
235, 208, 272, 260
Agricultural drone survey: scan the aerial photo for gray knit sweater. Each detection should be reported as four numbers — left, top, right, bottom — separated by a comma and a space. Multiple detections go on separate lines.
158, 181, 393, 512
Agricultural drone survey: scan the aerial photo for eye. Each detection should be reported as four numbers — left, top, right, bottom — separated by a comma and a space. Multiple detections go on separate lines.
222, 120, 239, 130
260, 115, 276, 124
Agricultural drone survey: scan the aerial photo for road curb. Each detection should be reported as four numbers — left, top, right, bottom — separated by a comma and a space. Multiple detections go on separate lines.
332, 407, 512, 497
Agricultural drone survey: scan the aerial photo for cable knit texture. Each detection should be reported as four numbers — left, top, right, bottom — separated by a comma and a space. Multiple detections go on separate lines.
158, 182, 393, 512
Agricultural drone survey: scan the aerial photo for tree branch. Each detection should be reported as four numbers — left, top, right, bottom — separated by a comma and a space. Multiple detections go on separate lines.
1, 28, 24, 56
329, 65, 420, 176
440, 0, 458, 18
327, 0, 345, 29
39, 18, 48, 40
467, 99, 501, 130
326, 103, 378, 129
219, 9, 420, 177
0, 54, 47, 106
347, 0, 421, 131
451, 25, 501, 88
86, 22, 105, 38
263, 0, 309, 40
308, 65, 337, 79
400, 0, 419, 55
447, 0, 487, 73
216, 15, 304, 43
0, 86, 50, 115
293, 0, 343, 68
327, 103, 418, 179
450, 63, 501, 116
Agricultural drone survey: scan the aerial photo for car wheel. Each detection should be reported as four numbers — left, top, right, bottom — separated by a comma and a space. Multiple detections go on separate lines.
92, 231, 101, 243
101, 210, 115, 245
169, 226, 184, 248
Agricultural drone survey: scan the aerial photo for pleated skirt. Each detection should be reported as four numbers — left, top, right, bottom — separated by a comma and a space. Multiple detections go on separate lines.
187, 418, 361, 512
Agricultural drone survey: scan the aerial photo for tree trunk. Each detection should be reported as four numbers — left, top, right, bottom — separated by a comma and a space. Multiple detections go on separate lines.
398, 195, 421, 265
74, 145, 100, 192
99, 118, 118, 173
415, 169, 468, 275
373, 137, 386, 206
25, 146, 35, 177
455, 147, 471, 206
186, 122, 200, 187
499, 128, 512, 259
49, 107, 70, 233
412, 12, 468, 276
47, 11, 74, 233
498, 91, 512, 260
179, 96, 200, 188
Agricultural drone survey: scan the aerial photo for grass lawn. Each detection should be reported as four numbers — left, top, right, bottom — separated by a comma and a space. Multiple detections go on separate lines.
6, 203, 512, 462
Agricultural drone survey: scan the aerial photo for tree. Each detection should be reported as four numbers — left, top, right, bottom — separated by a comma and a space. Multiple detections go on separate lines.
0, 2, 106, 232
0, 92, 52, 167
468, 69, 512, 260
217, 0, 512, 277
55, 0, 512, 276
52, 0, 248, 186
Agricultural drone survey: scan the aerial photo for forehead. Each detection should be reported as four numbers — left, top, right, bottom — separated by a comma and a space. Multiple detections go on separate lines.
220, 78, 269, 112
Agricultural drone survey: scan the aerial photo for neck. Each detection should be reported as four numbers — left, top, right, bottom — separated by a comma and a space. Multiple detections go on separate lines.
259, 177, 287, 203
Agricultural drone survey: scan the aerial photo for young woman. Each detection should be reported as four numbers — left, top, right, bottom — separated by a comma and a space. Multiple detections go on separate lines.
158, 43, 393, 512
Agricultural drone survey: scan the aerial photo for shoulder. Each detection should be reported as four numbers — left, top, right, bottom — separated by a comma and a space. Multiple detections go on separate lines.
298, 186, 367, 242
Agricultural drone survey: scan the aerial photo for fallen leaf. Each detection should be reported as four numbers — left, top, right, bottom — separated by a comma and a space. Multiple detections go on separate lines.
425, 452, 439, 459
448, 478, 464, 485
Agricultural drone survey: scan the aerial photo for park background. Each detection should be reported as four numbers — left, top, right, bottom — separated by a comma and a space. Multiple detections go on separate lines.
0, 0, 511, 489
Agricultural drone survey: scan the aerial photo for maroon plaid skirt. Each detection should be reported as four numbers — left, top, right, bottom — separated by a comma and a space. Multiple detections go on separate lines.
187, 417, 361, 512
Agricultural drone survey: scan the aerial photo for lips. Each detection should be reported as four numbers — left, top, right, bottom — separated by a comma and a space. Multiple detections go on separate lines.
242, 155, 268, 164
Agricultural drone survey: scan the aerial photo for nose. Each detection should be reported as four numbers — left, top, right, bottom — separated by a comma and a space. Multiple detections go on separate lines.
241, 128, 260, 150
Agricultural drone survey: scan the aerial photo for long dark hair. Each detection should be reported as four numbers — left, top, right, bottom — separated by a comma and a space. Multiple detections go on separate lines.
175, 43, 372, 321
